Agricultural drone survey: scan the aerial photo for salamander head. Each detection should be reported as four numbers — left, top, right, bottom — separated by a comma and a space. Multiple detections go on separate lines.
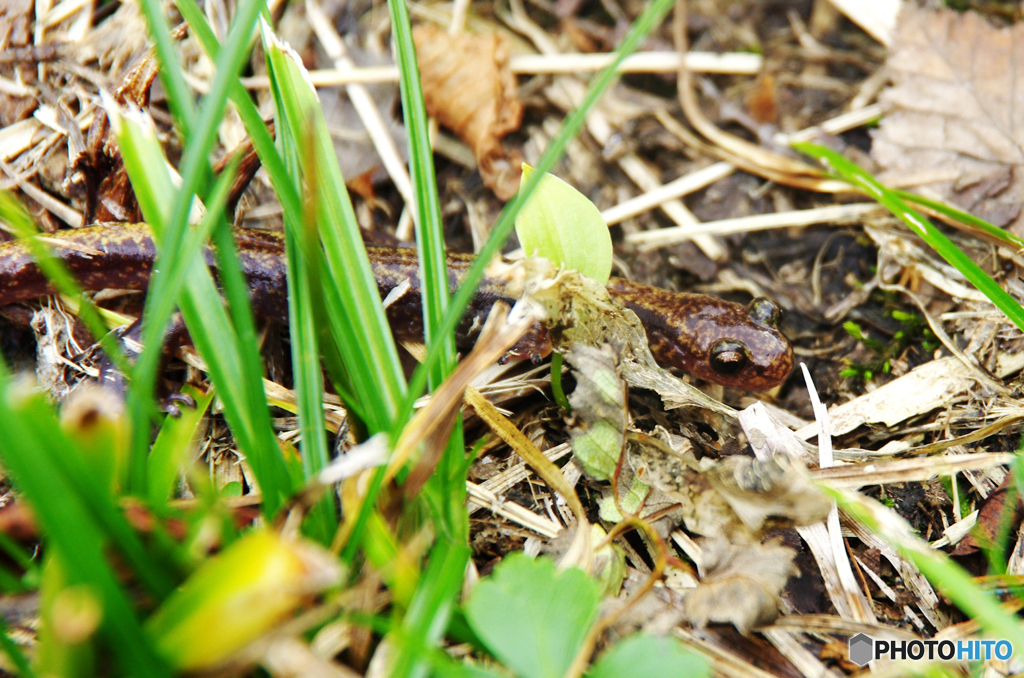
642, 294, 794, 391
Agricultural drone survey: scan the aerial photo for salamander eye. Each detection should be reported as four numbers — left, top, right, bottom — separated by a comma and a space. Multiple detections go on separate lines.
748, 297, 781, 328
710, 339, 749, 375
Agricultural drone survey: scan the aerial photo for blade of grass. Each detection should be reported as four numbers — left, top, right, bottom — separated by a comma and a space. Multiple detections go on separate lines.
176, 0, 369, 432
147, 385, 216, 505
388, 541, 471, 678
261, 22, 407, 434
387, 0, 455, 383
178, 1, 420, 437
173, 0, 304, 234
284, 123, 337, 543
383, 27, 470, 676
894, 189, 1024, 250
829, 485, 1024, 651
112, 105, 293, 516
128, 0, 272, 496
0, 377, 170, 675
793, 143, 1024, 334
136, 0, 196, 136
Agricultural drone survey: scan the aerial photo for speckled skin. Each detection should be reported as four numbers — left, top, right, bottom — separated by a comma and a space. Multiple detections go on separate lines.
0, 225, 793, 390
606, 278, 793, 389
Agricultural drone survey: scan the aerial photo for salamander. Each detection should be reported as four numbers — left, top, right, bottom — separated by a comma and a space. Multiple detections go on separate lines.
0, 224, 794, 389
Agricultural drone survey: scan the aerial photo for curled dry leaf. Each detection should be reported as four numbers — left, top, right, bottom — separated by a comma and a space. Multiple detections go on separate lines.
872, 5, 1024, 233
704, 454, 832, 532
626, 432, 828, 542
682, 537, 798, 635
413, 23, 523, 200
625, 434, 741, 540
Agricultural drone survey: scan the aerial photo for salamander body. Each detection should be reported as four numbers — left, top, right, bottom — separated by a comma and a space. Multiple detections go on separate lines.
0, 224, 794, 389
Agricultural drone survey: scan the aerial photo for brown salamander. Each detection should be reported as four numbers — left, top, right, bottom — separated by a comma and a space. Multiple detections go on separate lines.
0, 224, 794, 390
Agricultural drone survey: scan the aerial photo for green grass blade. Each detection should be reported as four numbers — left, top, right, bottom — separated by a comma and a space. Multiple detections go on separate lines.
128, 0, 268, 491
174, 0, 304, 236
793, 142, 1024, 333
283, 130, 337, 543
261, 23, 407, 433
388, 541, 471, 678
175, 1, 368, 441
894, 189, 1024, 250
385, 0, 468, 589
147, 385, 215, 505
387, 0, 455, 382
136, 0, 196, 136
831, 486, 1024, 651
112, 101, 293, 517
0, 392, 177, 599
0, 381, 170, 675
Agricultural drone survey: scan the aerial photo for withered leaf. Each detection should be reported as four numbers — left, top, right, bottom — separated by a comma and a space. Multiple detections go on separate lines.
682, 538, 798, 635
414, 23, 523, 200
872, 5, 1024, 233
704, 454, 832, 532
565, 344, 626, 481
626, 433, 828, 541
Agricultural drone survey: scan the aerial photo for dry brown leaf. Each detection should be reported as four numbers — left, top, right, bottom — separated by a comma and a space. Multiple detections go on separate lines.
682, 537, 798, 634
873, 5, 1024, 233
414, 23, 523, 200
629, 438, 830, 541
705, 455, 831, 532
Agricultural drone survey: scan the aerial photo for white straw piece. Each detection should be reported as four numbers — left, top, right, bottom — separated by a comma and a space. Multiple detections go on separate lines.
601, 161, 735, 225
509, 50, 762, 75
625, 203, 883, 248
238, 50, 763, 90
779, 103, 885, 145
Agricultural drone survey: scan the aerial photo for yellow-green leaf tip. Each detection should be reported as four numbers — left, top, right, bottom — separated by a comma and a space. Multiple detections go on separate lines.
515, 165, 612, 283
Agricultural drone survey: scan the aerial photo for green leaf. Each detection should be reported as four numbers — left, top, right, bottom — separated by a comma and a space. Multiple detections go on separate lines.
515, 165, 613, 284
465, 554, 600, 678
572, 419, 625, 480
598, 476, 649, 523
260, 20, 407, 433
566, 346, 626, 481
147, 385, 215, 505
587, 634, 708, 678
